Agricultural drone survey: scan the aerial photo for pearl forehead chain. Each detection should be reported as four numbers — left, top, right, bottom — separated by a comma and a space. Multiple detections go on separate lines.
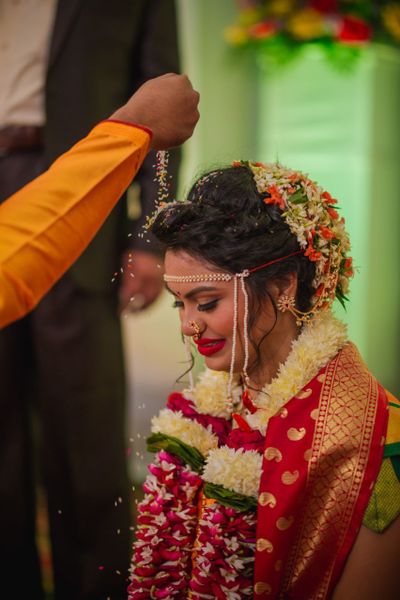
163, 273, 233, 283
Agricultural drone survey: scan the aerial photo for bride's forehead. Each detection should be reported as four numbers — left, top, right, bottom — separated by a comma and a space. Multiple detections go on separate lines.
164, 250, 215, 275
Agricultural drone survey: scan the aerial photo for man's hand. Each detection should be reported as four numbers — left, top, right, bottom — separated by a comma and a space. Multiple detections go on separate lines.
119, 250, 165, 313
111, 73, 200, 150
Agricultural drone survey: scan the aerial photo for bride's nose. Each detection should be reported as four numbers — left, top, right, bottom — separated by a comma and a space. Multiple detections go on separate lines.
182, 319, 204, 340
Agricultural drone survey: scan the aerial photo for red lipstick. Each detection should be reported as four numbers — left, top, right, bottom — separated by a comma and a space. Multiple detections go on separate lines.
195, 338, 226, 357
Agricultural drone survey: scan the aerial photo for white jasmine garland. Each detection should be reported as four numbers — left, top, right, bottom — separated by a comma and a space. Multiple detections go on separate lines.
203, 447, 263, 498
247, 311, 348, 433
184, 368, 242, 419
151, 409, 218, 456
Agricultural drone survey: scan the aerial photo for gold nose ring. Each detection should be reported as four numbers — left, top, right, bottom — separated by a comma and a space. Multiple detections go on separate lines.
188, 320, 201, 341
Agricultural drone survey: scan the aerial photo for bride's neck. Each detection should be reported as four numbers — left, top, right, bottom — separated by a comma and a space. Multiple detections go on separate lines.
248, 316, 300, 392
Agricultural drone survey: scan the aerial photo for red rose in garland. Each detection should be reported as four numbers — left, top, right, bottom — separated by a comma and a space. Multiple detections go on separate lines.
167, 391, 231, 442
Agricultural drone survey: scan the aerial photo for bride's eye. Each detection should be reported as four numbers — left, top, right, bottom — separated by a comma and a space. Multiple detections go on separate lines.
198, 299, 218, 312
172, 300, 184, 309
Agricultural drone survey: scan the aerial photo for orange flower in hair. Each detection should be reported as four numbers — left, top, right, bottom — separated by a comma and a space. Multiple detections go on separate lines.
327, 206, 339, 220
319, 226, 335, 240
322, 191, 337, 204
264, 185, 286, 210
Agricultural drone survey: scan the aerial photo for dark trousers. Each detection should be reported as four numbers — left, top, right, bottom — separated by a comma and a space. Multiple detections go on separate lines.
0, 152, 131, 599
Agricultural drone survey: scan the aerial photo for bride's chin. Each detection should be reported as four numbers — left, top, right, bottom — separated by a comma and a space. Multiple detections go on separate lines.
203, 357, 230, 372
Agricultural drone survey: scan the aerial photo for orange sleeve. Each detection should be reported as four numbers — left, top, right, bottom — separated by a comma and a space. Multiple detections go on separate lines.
0, 121, 151, 328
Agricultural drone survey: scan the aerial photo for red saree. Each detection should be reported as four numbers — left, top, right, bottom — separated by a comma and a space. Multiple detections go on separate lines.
254, 343, 388, 599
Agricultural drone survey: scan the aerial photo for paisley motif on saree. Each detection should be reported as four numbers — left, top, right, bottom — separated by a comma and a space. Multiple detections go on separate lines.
254, 343, 389, 599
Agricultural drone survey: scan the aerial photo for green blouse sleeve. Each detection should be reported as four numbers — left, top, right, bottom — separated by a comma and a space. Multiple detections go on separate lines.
363, 455, 400, 533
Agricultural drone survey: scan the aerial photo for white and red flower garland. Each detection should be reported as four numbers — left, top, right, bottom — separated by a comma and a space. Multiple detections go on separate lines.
128, 396, 259, 599
128, 451, 202, 598
189, 502, 256, 599
128, 312, 348, 599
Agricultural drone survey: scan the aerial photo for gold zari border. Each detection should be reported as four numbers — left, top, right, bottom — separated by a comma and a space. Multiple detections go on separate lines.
282, 343, 378, 598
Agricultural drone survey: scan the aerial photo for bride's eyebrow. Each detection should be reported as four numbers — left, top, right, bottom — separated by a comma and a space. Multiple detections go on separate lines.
184, 286, 218, 299
165, 284, 219, 299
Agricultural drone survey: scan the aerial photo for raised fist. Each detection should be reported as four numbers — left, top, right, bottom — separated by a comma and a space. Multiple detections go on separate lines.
111, 73, 200, 150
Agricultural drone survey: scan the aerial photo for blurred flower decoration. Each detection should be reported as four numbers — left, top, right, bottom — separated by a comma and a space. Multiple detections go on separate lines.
225, 1, 400, 67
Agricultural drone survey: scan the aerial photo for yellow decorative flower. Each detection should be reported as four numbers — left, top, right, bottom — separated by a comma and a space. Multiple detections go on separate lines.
287, 8, 325, 40
382, 4, 400, 41
223, 24, 248, 46
267, 0, 295, 18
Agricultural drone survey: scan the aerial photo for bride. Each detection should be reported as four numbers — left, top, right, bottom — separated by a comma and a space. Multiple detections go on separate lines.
128, 161, 399, 599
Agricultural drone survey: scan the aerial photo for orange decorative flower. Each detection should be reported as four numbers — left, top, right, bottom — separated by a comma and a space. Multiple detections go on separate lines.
264, 185, 286, 210
344, 256, 353, 271
288, 8, 324, 40
249, 21, 277, 39
322, 191, 337, 204
319, 225, 335, 240
304, 245, 322, 262
327, 206, 339, 220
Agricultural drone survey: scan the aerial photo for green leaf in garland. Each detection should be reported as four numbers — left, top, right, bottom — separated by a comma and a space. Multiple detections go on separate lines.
335, 285, 349, 310
204, 482, 258, 513
290, 189, 308, 204
147, 432, 205, 473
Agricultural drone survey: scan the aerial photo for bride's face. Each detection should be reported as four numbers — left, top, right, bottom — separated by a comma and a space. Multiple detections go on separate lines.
164, 250, 279, 375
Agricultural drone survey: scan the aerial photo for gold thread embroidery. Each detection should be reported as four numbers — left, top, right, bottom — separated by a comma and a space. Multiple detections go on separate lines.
276, 516, 294, 530
259, 492, 277, 508
254, 582, 272, 595
287, 427, 306, 441
256, 538, 273, 553
264, 447, 283, 462
304, 449, 312, 462
281, 470, 300, 485
310, 408, 319, 420
296, 388, 312, 399
282, 343, 379, 597
279, 407, 288, 418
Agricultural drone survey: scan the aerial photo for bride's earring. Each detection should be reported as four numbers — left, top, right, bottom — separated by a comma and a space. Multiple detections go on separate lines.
277, 295, 296, 313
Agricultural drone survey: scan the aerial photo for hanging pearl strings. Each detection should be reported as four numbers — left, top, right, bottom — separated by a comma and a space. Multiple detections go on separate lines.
227, 275, 239, 406
240, 275, 250, 387
184, 335, 195, 391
